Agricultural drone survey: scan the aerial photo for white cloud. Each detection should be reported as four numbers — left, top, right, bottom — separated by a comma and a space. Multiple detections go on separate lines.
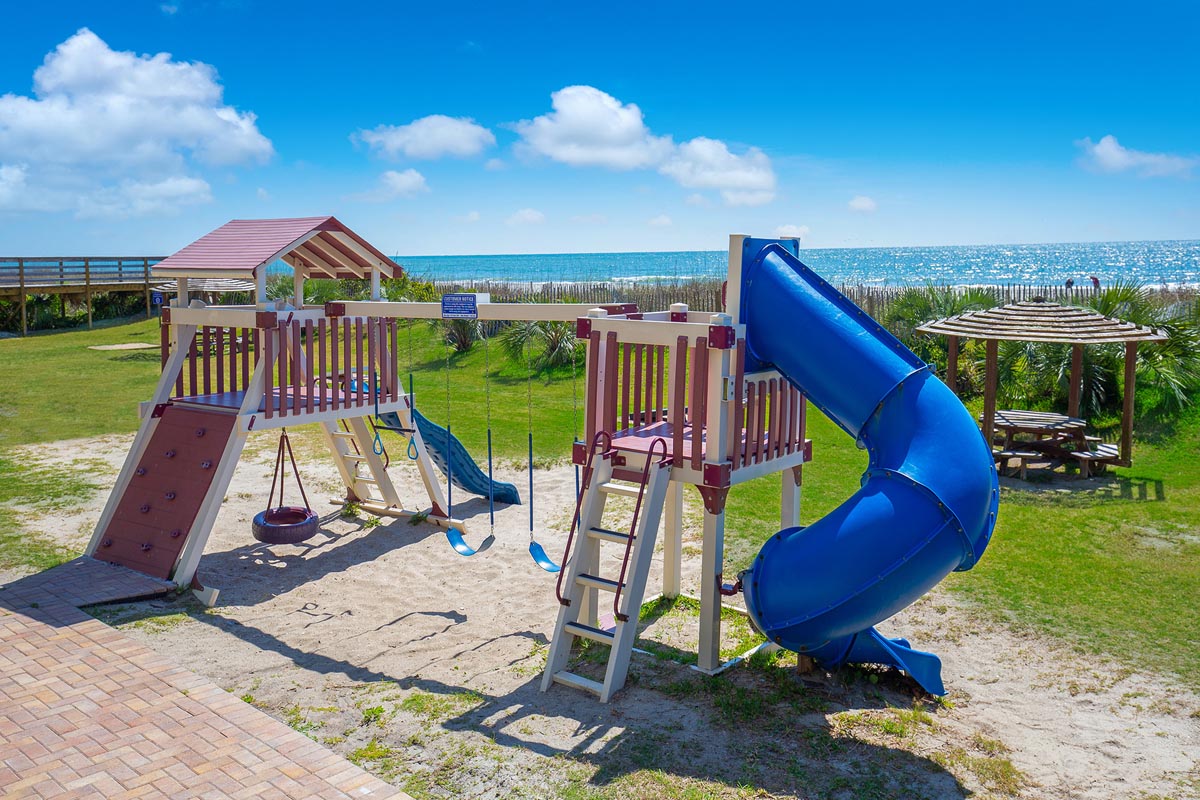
775, 224, 810, 239
380, 169, 429, 197
648, 214, 672, 227
513, 86, 776, 206
684, 193, 711, 207
849, 195, 878, 212
76, 176, 212, 219
160, 3, 179, 14
1076, 134, 1198, 178
659, 137, 776, 206
484, 158, 506, 171
506, 208, 545, 225
256, 186, 269, 200
357, 114, 495, 160
0, 28, 270, 217
514, 85, 674, 169
352, 169, 429, 202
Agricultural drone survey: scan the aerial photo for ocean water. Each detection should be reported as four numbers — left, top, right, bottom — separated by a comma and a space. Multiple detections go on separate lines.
391, 240, 1200, 287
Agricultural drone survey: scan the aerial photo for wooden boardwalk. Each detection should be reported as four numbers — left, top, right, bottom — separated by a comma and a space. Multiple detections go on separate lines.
0, 560, 409, 799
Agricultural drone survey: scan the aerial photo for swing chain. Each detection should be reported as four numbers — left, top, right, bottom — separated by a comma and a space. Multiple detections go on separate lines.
268, 428, 311, 511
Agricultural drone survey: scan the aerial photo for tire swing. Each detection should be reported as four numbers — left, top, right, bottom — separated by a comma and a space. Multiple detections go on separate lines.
252, 428, 320, 544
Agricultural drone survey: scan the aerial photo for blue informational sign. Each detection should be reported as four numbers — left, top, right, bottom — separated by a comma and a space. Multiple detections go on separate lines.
441, 293, 479, 319
151, 292, 164, 306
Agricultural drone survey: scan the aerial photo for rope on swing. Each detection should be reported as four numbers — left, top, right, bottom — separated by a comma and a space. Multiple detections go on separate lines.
526, 327, 560, 573
443, 318, 493, 557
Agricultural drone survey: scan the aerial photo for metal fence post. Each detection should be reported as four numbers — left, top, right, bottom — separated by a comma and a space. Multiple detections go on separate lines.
18, 258, 26, 336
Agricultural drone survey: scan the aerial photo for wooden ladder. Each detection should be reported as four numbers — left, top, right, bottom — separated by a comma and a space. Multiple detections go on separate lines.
541, 435, 672, 702
320, 417, 402, 509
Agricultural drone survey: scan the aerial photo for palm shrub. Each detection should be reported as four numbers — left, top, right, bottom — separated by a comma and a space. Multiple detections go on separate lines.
882, 285, 997, 393
497, 320, 579, 370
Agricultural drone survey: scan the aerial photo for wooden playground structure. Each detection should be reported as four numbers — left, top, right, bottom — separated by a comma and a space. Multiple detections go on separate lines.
87, 218, 812, 701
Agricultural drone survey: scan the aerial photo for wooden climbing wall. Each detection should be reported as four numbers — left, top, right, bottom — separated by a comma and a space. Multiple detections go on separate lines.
93, 405, 237, 579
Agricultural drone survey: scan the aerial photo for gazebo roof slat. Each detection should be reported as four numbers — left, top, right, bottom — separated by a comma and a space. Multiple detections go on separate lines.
916, 299, 1168, 344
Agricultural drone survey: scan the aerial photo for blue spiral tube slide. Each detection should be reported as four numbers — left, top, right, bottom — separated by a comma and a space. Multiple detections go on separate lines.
738, 242, 998, 695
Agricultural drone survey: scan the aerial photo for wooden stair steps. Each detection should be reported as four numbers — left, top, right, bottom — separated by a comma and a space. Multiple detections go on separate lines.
587, 526, 631, 544
576, 574, 622, 592
597, 481, 640, 498
551, 671, 604, 696
564, 621, 615, 644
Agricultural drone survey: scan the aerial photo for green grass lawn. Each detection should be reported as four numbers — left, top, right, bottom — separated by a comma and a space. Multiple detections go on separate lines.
2, 317, 1198, 687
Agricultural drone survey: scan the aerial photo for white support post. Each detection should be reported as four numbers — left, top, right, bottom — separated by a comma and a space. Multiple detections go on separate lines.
370, 268, 382, 301
696, 314, 732, 673
175, 276, 190, 308
588, 308, 608, 437
781, 467, 802, 530
662, 480, 683, 598
725, 235, 747, 324
293, 269, 305, 308
255, 268, 269, 309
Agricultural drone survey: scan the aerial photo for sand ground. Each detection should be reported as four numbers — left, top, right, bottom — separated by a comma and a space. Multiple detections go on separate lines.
3, 429, 1199, 799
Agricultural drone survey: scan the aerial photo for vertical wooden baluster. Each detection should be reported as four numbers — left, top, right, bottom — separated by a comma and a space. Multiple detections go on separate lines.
366, 318, 377, 410
292, 320, 302, 416
691, 339, 708, 471
278, 323, 289, 418
621, 342, 632, 430
745, 382, 757, 466
641, 344, 653, 425
655, 345, 665, 423
632, 344, 643, 428
672, 336, 687, 466
343, 318, 352, 410
264, 328, 274, 420
201, 326, 212, 395
214, 328, 225, 395
756, 380, 768, 463
390, 318, 399, 401
330, 317, 340, 411
187, 331, 198, 397
771, 378, 784, 460
585, 331, 600, 444
797, 392, 807, 456
355, 318, 365, 407
305, 320, 315, 414
603, 332, 619, 433
317, 319, 328, 412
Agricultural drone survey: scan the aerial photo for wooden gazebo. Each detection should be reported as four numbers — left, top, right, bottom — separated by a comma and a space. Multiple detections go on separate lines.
917, 300, 1167, 470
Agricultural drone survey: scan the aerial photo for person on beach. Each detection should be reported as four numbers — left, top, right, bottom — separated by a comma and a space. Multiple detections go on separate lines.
1065, 278, 1074, 288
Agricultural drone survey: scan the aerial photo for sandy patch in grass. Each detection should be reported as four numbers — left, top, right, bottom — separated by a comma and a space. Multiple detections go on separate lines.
86, 342, 158, 351
5, 430, 1199, 799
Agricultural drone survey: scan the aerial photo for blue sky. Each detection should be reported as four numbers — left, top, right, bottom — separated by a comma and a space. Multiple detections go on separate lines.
0, 1, 1197, 255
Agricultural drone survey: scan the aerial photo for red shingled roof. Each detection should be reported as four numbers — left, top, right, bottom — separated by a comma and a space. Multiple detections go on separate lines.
153, 217, 399, 281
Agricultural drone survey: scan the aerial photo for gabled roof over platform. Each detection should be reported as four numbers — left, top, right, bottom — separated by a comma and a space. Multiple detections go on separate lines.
916, 300, 1168, 344
153, 216, 399, 281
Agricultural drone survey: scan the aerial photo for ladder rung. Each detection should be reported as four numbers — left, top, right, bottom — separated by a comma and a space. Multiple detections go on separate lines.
356, 477, 379, 484
331, 431, 357, 439
577, 574, 622, 592
564, 621, 615, 644
551, 671, 604, 695
342, 454, 368, 462
587, 527, 631, 544
597, 481, 640, 498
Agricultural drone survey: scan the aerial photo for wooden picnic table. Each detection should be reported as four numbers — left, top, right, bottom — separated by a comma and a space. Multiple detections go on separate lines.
987, 409, 1088, 455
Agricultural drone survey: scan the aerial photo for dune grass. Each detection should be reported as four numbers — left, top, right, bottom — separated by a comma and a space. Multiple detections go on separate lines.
1, 317, 1198, 687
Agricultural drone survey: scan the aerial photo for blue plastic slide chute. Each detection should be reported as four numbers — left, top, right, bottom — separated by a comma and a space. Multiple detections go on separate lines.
737, 240, 998, 695
377, 408, 521, 506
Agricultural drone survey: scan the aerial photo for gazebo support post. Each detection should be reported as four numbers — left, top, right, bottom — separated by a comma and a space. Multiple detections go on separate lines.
946, 335, 959, 394
1068, 343, 1083, 418
1120, 341, 1137, 467
982, 338, 998, 447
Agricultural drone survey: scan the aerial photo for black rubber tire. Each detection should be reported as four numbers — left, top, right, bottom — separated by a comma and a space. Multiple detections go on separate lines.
252, 506, 320, 544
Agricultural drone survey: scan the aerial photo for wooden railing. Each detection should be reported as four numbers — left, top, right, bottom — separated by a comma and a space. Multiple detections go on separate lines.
162, 315, 401, 419
729, 339, 806, 471
0, 257, 163, 289
584, 328, 805, 472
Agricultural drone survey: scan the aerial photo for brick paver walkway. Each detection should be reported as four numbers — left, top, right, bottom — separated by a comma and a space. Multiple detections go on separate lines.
0, 565, 409, 799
